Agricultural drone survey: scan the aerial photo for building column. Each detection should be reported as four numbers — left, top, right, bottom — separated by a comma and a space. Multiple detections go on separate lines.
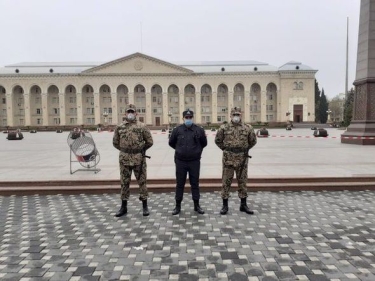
227, 91, 234, 120
244, 90, 250, 123
94, 92, 101, 125
162, 92, 169, 125
24, 93, 31, 126
179, 92, 185, 122
145, 92, 152, 125
195, 92, 201, 124
111, 92, 118, 125
129, 92, 134, 105
212, 91, 217, 124
42, 93, 49, 126
76, 92, 83, 125
261, 90, 267, 122
6, 93, 13, 127
59, 93, 66, 125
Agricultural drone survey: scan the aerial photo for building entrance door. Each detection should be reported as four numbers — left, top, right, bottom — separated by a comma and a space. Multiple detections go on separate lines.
293, 104, 303, 123
155, 117, 160, 126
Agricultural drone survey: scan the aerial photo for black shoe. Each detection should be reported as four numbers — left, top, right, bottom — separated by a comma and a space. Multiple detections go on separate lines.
220, 198, 228, 215
172, 200, 182, 215
240, 198, 254, 215
194, 200, 205, 214
142, 200, 149, 216
115, 200, 127, 217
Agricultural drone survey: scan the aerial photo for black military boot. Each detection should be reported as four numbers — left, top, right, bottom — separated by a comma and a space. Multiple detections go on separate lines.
220, 199, 229, 215
240, 198, 254, 215
172, 200, 182, 215
142, 200, 149, 217
194, 200, 205, 214
115, 200, 127, 217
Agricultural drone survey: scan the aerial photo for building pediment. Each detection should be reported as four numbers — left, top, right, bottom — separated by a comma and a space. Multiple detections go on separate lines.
82, 52, 193, 74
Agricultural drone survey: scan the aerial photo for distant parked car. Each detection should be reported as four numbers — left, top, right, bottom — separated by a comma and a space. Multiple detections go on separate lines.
311, 126, 317, 130
286, 125, 292, 130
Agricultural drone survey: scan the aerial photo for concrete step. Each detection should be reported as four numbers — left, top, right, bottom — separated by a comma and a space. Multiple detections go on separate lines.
1, 178, 375, 195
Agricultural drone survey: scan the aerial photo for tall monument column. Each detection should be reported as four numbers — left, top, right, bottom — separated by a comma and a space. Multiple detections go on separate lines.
342, 0, 375, 145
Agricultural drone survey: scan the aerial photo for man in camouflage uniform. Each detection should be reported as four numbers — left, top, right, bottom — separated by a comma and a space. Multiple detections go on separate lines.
113, 104, 153, 217
215, 107, 257, 215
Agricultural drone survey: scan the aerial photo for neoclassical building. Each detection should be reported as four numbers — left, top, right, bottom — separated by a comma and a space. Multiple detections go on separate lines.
0, 52, 317, 128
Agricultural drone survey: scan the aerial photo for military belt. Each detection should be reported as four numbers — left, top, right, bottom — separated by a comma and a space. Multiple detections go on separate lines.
121, 148, 143, 154
224, 147, 247, 153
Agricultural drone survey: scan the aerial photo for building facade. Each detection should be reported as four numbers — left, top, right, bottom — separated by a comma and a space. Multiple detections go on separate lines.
0, 53, 317, 128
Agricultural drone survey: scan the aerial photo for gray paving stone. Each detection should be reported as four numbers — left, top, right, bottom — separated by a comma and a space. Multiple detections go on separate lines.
0, 191, 374, 280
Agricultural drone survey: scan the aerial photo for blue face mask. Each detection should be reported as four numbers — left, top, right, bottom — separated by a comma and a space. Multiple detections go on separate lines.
184, 119, 193, 127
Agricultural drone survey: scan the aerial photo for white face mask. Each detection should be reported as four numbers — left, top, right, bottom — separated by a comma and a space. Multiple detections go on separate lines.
232, 116, 241, 123
126, 113, 135, 121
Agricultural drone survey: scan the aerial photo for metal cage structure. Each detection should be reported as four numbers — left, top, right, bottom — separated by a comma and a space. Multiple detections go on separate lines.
67, 130, 101, 174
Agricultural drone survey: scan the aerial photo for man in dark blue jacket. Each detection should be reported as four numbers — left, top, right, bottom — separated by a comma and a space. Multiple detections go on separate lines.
168, 109, 207, 215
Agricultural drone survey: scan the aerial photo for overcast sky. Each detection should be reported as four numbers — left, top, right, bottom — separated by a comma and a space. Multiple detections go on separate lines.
0, 0, 360, 99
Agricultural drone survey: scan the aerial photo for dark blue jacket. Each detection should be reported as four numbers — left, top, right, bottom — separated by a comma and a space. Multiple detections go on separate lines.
169, 124, 207, 161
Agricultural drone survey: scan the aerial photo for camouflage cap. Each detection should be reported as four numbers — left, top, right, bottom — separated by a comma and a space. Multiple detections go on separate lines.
183, 109, 194, 117
125, 104, 137, 112
230, 107, 242, 115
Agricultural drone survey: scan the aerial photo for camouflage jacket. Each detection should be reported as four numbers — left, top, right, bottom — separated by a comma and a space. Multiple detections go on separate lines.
215, 121, 257, 166
113, 120, 153, 166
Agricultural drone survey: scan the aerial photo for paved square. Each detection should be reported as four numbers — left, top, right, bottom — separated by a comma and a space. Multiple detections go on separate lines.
1, 190, 374, 280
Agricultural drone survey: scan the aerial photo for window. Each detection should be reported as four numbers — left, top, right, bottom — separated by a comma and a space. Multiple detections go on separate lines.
217, 96, 225, 102
53, 118, 60, 125
218, 106, 227, 112
87, 118, 95, 124
217, 116, 226, 122
2, 119, 6, 126
266, 115, 274, 121
119, 97, 129, 104
18, 97, 24, 104
201, 96, 210, 102
136, 108, 146, 113
69, 118, 76, 124
202, 116, 210, 122
235, 95, 242, 101
20, 119, 24, 125
108, 118, 112, 124
267, 94, 273, 100
169, 107, 178, 114
153, 108, 162, 114
201, 107, 210, 113
86, 108, 94, 114
169, 97, 178, 103
37, 118, 42, 124
251, 115, 257, 121
266, 105, 273, 111
52, 97, 59, 104
69, 97, 76, 103
35, 97, 41, 104
250, 105, 258, 112
19, 109, 24, 115
53, 108, 59, 114
136, 96, 145, 103
36, 109, 41, 115
69, 108, 77, 114
2, 109, 6, 115
2, 98, 5, 104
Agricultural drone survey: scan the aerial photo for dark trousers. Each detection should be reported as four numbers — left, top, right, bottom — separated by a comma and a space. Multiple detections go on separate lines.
175, 158, 201, 201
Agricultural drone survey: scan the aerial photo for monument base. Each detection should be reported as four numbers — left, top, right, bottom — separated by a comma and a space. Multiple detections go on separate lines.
341, 121, 375, 145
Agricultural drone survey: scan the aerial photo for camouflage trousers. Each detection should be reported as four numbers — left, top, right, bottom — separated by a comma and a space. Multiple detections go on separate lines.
119, 162, 148, 201
221, 163, 248, 199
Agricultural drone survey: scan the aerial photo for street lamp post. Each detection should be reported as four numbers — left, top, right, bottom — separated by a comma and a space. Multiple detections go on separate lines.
286, 110, 291, 124
103, 110, 108, 129
326, 109, 332, 124
168, 111, 172, 130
